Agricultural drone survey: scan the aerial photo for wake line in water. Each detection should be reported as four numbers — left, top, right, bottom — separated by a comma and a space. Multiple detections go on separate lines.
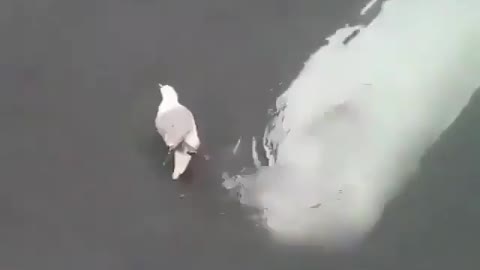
223, 0, 480, 248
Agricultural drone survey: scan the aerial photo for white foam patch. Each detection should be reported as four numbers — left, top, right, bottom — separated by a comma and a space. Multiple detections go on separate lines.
232, 137, 242, 155
251, 137, 262, 168
223, 0, 480, 248
361, 0, 379, 15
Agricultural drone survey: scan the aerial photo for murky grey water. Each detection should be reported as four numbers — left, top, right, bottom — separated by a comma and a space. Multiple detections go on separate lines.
1, 0, 479, 269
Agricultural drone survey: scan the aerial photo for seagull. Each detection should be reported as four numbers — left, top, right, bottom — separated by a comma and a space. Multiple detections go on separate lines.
155, 84, 200, 180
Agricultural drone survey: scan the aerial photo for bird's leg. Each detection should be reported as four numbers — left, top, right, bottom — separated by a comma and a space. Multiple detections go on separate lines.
162, 150, 173, 166
162, 145, 175, 166
162, 142, 181, 166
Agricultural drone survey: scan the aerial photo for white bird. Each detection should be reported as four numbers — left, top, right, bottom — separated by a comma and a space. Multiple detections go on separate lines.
155, 84, 200, 180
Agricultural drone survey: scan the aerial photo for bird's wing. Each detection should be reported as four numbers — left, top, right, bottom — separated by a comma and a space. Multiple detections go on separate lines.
155, 105, 195, 148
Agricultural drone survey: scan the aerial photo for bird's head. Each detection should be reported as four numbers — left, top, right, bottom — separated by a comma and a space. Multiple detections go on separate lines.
159, 84, 179, 103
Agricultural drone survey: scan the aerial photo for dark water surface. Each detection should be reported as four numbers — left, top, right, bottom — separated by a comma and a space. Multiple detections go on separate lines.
1, 0, 479, 269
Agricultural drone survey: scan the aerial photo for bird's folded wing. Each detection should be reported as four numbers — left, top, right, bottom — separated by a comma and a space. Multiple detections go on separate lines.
155, 105, 195, 147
